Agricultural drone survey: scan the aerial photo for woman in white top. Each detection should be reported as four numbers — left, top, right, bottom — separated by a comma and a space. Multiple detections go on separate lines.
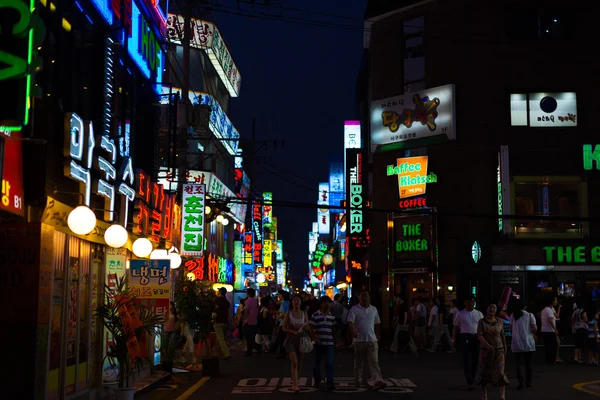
510, 299, 536, 390
540, 296, 559, 364
282, 294, 309, 393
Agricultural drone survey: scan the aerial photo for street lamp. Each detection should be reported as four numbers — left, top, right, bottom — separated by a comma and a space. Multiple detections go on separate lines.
67, 205, 97, 235
104, 224, 128, 248
132, 237, 153, 258
221, 217, 229, 226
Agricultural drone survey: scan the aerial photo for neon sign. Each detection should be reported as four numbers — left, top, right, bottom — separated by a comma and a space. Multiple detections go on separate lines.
243, 232, 254, 270
317, 182, 330, 235
387, 156, 437, 199
543, 245, 600, 264
263, 240, 272, 268
311, 242, 327, 279
263, 192, 273, 226
181, 184, 206, 257
584, 144, 600, 170
64, 112, 136, 225
346, 149, 365, 237
1, 129, 24, 216
196, 93, 240, 155
395, 223, 429, 253
398, 197, 427, 210
252, 201, 263, 264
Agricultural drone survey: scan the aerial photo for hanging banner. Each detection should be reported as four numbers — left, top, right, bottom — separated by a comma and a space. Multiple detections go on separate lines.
181, 184, 206, 256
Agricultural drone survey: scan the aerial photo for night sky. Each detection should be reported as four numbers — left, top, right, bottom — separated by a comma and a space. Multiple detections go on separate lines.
212, 0, 368, 280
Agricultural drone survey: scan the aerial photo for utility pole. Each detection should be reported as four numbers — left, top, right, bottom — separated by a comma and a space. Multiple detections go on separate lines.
177, 4, 192, 199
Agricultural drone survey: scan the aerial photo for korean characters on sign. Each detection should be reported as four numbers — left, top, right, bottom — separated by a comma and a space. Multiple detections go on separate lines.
64, 112, 135, 224
181, 184, 206, 256
129, 259, 171, 299
252, 201, 263, 264
134, 169, 178, 243
243, 232, 254, 269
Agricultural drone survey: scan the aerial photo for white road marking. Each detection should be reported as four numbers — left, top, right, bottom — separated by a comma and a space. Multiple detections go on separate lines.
231, 377, 416, 394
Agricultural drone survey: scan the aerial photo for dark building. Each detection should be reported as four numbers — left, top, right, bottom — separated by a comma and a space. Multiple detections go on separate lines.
360, 0, 596, 333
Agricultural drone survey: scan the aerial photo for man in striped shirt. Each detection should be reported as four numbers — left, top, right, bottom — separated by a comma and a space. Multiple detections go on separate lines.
309, 296, 336, 391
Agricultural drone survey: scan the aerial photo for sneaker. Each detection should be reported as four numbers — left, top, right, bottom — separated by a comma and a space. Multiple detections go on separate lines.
373, 381, 387, 391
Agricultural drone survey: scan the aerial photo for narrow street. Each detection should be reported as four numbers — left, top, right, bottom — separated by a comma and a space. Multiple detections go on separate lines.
137, 346, 600, 399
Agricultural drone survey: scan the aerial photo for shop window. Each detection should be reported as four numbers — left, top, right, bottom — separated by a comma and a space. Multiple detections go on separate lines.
513, 178, 584, 236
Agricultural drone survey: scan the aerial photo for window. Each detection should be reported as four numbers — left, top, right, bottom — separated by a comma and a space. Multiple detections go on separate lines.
513, 178, 584, 236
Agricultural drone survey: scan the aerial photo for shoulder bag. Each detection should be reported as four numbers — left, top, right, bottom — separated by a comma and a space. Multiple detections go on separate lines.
299, 332, 313, 354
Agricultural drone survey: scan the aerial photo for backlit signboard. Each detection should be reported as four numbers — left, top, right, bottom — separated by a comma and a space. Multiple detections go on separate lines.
343, 121, 361, 193
318, 183, 330, 235
0, 129, 24, 216
329, 162, 344, 213
510, 92, 577, 127
242, 232, 254, 273
181, 184, 206, 257
183, 253, 234, 284
276, 240, 283, 261
263, 192, 273, 226
252, 201, 263, 264
393, 215, 434, 269
196, 93, 240, 156
311, 242, 327, 280
386, 156, 437, 199
370, 84, 456, 147
276, 262, 285, 285
166, 14, 242, 97
346, 149, 366, 238
263, 240, 273, 268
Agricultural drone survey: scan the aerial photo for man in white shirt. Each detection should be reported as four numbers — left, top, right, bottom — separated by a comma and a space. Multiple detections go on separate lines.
413, 297, 427, 350
347, 290, 387, 391
452, 295, 483, 391
541, 295, 559, 364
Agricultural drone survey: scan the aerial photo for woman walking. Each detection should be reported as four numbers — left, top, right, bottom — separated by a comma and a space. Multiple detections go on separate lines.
477, 303, 509, 400
509, 299, 536, 390
258, 297, 273, 352
282, 294, 309, 393
571, 301, 588, 363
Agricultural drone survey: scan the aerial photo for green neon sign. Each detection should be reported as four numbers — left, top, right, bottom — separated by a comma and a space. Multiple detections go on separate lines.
543, 245, 600, 263
395, 223, 429, 252
583, 144, 600, 170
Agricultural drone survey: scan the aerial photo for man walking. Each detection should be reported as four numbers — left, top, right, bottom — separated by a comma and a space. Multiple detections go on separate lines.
347, 290, 387, 391
243, 288, 262, 357
309, 296, 336, 391
214, 287, 231, 360
452, 295, 483, 391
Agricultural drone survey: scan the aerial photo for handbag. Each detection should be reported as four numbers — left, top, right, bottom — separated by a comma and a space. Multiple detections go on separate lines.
299, 333, 313, 354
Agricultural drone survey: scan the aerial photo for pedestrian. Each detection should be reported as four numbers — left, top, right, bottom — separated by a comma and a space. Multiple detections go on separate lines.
553, 298, 564, 363
282, 294, 310, 393
214, 287, 231, 360
309, 296, 336, 391
452, 294, 483, 391
243, 288, 262, 357
413, 297, 427, 350
571, 301, 588, 364
390, 295, 418, 356
347, 290, 387, 391
303, 292, 321, 318
162, 301, 182, 374
235, 298, 245, 341
332, 294, 345, 349
273, 290, 291, 358
586, 306, 600, 366
258, 296, 273, 352
448, 299, 459, 328
477, 303, 509, 400
509, 298, 536, 390
540, 295, 559, 364
430, 295, 452, 353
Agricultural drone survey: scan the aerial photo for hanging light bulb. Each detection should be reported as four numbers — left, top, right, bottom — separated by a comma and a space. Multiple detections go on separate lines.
104, 224, 129, 248
132, 237, 153, 258
67, 205, 97, 235
205, 205, 212, 215
221, 217, 229, 226
168, 247, 182, 269
216, 214, 224, 223
150, 248, 169, 259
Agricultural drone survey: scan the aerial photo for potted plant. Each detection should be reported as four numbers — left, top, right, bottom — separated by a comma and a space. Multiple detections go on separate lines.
95, 277, 164, 400
174, 276, 219, 376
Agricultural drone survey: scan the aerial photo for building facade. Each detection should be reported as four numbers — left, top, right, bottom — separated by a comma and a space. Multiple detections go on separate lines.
362, 0, 598, 334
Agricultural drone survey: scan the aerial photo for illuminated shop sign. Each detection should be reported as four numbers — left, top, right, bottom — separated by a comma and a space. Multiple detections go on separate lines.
346, 149, 366, 238
584, 144, 600, 170
263, 192, 273, 227
343, 121, 361, 193
181, 184, 206, 257
309, 232, 318, 253
398, 197, 427, 210
263, 239, 273, 268
196, 93, 240, 156
233, 240, 243, 289
276, 240, 283, 261
0, 0, 42, 129
183, 253, 234, 284
134, 169, 178, 243
311, 242, 327, 280
252, 201, 263, 264
0, 129, 24, 216
276, 262, 285, 285
329, 162, 344, 213
64, 112, 136, 225
370, 84, 456, 147
242, 232, 254, 271
393, 216, 433, 267
543, 245, 600, 264
387, 156, 437, 199
510, 92, 577, 127
318, 182, 330, 235
166, 14, 242, 97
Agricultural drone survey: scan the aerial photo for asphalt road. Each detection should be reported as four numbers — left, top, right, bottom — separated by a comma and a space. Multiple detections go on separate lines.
137, 345, 600, 400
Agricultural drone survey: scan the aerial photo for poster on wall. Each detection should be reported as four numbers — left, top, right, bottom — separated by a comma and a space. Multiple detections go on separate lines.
370, 84, 456, 148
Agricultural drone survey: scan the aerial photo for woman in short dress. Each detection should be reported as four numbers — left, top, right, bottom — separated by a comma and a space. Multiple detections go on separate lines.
282, 294, 309, 393
477, 303, 510, 400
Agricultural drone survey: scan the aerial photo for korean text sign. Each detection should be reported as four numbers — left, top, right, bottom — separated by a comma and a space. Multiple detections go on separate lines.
181, 184, 205, 256
129, 260, 171, 299
1, 129, 24, 216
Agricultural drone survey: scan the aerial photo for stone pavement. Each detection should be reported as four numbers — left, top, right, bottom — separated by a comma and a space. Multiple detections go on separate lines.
136, 345, 600, 399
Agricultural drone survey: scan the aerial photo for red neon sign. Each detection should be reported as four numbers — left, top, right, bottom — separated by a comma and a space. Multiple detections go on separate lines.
398, 197, 427, 209
134, 169, 178, 243
1, 130, 24, 217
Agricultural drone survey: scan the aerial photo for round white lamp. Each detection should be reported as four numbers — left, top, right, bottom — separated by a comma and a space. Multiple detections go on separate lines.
186, 272, 196, 281
104, 224, 128, 248
221, 217, 229, 226
256, 273, 266, 283
169, 249, 182, 269
205, 205, 212, 215
322, 253, 334, 266
447, 285, 455, 292
150, 248, 169, 259
67, 205, 97, 235
132, 237, 153, 258
216, 214, 224, 223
